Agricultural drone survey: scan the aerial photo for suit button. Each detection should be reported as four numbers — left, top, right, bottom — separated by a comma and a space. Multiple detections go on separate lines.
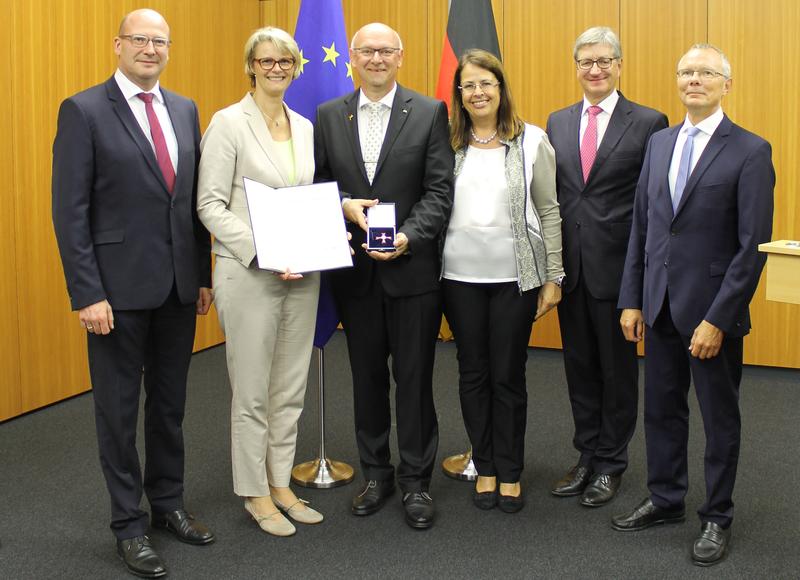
576, 221, 582, 228
664, 261, 668, 267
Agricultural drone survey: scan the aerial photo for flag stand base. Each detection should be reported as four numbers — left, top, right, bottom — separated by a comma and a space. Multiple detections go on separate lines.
441, 447, 478, 481
291, 458, 354, 488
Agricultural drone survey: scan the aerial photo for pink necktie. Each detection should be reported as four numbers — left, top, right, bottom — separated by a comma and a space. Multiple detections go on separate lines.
580, 105, 603, 183
138, 93, 175, 194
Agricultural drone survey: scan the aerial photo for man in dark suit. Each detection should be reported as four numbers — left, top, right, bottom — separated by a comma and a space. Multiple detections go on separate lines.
314, 22, 453, 529
52, 9, 214, 578
613, 44, 774, 567
546, 27, 668, 506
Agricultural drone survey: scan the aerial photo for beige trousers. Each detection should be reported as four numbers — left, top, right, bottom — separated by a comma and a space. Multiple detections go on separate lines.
213, 256, 319, 495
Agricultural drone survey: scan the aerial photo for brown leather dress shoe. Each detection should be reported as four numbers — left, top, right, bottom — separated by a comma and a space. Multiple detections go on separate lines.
551, 465, 593, 497
152, 509, 215, 545
612, 497, 686, 531
580, 473, 621, 507
116, 535, 166, 578
692, 522, 731, 566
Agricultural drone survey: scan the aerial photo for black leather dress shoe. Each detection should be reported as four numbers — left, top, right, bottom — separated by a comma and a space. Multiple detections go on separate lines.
473, 489, 498, 510
352, 480, 395, 516
551, 465, 593, 497
612, 497, 686, 531
117, 535, 166, 578
580, 473, 621, 507
692, 522, 731, 566
152, 509, 215, 545
403, 491, 435, 529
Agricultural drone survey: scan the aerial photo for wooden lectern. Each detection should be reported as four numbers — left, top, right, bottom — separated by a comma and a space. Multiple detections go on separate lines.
758, 240, 800, 304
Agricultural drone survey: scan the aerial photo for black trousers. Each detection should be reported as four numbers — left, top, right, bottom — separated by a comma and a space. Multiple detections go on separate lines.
645, 299, 743, 528
557, 273, 639, 475
87, 284, 196, 539
443, 279, 538, 482
335, 274, 441, 493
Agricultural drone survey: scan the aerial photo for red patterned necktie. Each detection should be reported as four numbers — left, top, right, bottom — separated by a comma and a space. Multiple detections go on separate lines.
138, 92, 176, 194
580, 105, 603, 183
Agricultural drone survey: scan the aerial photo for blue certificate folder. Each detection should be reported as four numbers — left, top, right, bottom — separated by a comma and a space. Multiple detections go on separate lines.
367, 203, 396, 251
242, 177, 353, 273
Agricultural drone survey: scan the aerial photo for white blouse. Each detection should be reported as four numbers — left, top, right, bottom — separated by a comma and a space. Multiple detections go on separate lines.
443, 146, 517, 283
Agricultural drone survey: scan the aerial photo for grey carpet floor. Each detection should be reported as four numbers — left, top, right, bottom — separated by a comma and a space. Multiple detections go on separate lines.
1, 331, 798, 579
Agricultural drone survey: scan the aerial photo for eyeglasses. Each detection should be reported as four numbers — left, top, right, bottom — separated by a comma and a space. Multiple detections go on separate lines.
676, 68, 727, 80
119, 34, 171, 49
458, 80, 500, 94
576, 57, 616, 70
352, 47, 401, 58
254, 57, 296, 71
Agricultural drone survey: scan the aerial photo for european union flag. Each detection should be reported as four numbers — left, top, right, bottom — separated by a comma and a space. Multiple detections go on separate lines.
284, 0, 353, 348
285, 0, 353, 121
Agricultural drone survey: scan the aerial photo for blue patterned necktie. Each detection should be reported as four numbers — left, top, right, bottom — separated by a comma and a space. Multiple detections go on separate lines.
672, 126, 701, 212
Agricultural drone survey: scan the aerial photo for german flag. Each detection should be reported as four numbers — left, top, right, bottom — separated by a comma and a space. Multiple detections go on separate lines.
435, 0, 501, 113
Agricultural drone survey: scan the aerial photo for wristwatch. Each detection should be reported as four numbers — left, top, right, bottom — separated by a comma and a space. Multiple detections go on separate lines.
552, 275, 566, 288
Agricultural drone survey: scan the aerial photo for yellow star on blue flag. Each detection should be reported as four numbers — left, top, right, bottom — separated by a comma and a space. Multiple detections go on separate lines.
322, 42, 340, 66
296, 49, 310, 75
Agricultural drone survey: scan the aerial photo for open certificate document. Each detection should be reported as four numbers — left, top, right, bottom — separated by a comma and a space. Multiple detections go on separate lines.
243, 177, 353, 273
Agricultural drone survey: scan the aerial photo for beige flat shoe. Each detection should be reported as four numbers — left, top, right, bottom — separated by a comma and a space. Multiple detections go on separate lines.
272, 497, 324, 525
244, 499, 296, 537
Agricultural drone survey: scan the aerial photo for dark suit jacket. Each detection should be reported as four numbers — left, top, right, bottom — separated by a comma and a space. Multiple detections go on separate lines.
618, 115, 774, 337
52, 77, 211, 311
313, 85, 454, 298
547, 93, 668, 299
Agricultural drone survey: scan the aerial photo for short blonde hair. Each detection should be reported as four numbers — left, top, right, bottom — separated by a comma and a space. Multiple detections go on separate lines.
243, 27, 302, 86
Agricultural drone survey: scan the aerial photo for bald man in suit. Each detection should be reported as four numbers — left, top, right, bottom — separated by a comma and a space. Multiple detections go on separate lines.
314, 22, 453, 529
52, 9, 214, 578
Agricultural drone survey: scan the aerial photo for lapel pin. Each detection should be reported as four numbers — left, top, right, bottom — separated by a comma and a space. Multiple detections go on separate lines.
348, 114, 354, 121
402, 109, 408, 114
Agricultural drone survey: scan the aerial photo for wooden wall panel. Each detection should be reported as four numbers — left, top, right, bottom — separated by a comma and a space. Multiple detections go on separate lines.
710, 0, 800, 367
9, 0, 254, 417
6, 0, 798, 423
620, 0, 707, 124
1, 0, 22, 422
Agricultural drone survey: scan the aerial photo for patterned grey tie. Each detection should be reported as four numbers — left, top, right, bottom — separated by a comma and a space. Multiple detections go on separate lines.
363, 102, 384, 184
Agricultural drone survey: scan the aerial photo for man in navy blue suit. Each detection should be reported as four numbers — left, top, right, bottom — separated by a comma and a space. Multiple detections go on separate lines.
52, 9, 214, 578
613, 44, 774, 567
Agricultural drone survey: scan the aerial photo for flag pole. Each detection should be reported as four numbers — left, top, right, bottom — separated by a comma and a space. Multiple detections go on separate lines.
286, 0, 355, 489
291, 346, 354, 488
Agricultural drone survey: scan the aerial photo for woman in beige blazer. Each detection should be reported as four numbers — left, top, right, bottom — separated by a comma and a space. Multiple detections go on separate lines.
197, 27, 321, 537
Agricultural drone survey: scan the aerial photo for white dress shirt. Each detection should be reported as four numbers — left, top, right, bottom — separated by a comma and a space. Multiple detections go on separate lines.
579, 89, 620, 149
114, 69, 179, 173
668, 107, 725, 195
